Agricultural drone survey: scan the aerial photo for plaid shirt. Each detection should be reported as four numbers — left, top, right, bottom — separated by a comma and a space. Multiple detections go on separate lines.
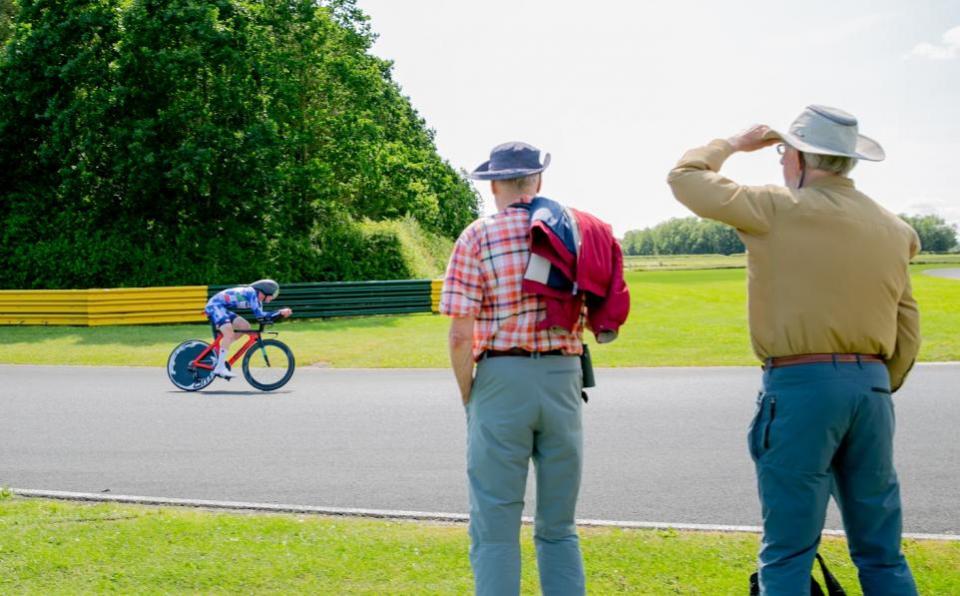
441, 205, 583, 359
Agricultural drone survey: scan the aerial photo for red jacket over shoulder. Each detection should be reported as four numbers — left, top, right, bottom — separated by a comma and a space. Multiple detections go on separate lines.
521, 198, 630, 343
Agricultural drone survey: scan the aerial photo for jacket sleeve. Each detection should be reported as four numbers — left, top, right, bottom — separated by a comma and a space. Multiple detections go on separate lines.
666, 139, 779, 235
586, 237, 630, 343
887, 233, 922, 392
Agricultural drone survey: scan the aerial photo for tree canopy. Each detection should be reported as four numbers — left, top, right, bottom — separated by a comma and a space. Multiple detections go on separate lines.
899, 214, 958, 253
622, 217, 745, 256
0, 0, 479, 289
623, 213, 958, 256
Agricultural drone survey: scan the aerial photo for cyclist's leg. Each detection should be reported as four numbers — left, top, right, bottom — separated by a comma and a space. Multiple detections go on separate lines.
232, 315, 250, 332
220, 315, 248, 358
210, 308, 239, 377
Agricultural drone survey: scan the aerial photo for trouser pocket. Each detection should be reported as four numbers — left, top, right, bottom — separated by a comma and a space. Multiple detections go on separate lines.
748, 392, 777, 461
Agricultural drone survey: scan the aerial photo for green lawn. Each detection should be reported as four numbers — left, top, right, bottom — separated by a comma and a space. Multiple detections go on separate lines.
0, 265, 957, 367
1, 497, 957, 595
624, 252, 960, 271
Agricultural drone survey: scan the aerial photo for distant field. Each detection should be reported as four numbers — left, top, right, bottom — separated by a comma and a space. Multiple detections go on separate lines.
624, 254, 748, 271
1, 264, 957, 368
2, 498, 958, 594
625, 252, 960, 271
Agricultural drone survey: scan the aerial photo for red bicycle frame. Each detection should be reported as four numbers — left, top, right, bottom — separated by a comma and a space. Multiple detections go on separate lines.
191, 330, 261, 372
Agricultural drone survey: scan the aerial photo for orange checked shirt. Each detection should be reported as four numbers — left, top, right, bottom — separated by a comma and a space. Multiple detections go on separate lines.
440, 204, 584, 360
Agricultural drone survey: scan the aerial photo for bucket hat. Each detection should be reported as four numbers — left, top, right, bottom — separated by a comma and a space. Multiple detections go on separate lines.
770, 105, 885, 161
469, 141, 551, 180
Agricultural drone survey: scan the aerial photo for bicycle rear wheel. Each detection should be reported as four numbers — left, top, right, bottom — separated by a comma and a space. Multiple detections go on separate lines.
242, 338, 295, 391
167, 340, 216, 391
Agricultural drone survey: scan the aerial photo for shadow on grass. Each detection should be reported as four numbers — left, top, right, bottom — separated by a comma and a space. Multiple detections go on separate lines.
0, 313, 426, 348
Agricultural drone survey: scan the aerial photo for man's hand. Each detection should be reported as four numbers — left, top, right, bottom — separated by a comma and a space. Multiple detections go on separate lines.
727, 125, 779, 153
279, 308, 293, 318
448, 316, 476, 405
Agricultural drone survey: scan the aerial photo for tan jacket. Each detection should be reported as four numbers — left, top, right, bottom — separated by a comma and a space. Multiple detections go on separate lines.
667, 139, 921, 391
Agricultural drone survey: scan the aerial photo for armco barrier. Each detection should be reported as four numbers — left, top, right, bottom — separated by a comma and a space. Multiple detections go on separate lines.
1, 280, 442, 326
207, 280, 435, 320
0, 287, 209, 326
431, 279, 442, 313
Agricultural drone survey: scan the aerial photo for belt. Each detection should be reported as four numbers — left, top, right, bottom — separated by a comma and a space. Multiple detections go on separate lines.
765, 353, 883, 369
480, 348, 566, 359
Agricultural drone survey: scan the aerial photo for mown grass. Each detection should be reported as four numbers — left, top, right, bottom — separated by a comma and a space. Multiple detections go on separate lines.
0, 265, 957, 367
1, 498, 957, 595
624, 252, 960, 271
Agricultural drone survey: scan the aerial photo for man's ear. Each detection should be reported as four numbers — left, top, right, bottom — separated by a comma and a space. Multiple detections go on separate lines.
535, 175, 542, 193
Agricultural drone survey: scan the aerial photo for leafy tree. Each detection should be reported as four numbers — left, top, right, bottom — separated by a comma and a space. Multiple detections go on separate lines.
0, 0, 479, 288
899, 214, 958, 253
622, 217, 744, 255
0, 0, 17, 46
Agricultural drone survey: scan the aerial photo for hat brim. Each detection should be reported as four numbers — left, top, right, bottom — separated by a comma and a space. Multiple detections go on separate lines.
769, 129, 885, 162
468, 153, 551, 180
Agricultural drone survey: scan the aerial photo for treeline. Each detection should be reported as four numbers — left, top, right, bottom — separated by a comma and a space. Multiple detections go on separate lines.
0, 0, 479, 289
622, 218, 745, 256
623, 214, 959, 256
899, 214, 959, 253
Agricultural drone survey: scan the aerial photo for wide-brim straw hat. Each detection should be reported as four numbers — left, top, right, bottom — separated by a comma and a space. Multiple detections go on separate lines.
469, 141, 551, 180
769, 105, 885, 161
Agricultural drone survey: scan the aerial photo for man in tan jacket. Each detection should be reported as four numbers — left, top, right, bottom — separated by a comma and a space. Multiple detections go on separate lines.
668, 105, 919, 595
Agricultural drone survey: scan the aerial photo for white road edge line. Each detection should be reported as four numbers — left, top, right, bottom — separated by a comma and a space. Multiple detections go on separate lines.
13, 489, 958, 542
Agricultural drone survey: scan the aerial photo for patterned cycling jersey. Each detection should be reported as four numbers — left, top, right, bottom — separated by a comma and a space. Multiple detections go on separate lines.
205, 286, 277, 321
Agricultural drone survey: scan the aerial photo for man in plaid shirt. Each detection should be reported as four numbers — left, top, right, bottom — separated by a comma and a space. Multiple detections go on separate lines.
441, 142, 587, 596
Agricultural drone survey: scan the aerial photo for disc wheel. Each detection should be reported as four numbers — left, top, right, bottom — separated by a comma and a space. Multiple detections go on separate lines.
242, 338, 295, 391
167, 340, 216, 391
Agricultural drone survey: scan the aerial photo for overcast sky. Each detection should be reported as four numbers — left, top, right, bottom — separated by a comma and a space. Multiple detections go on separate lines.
357, 0, 960, 236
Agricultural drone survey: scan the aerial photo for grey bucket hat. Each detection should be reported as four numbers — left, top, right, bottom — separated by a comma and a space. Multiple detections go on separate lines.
770, 105, 885, 161
469, 141, 551, 180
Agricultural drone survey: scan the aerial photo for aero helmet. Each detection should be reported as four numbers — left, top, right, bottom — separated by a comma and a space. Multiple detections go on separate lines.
250, 279, 280, 299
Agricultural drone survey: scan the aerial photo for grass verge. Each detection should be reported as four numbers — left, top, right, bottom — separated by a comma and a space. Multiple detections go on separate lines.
1, 498, 957, 594
0, 265, 957, 367
624, 252, 960, 271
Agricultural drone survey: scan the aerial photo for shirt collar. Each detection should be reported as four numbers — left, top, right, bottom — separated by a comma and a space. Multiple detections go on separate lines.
804, 175, 854, 190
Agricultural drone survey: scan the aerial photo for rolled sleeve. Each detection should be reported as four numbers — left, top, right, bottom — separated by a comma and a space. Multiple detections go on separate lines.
440, 226, 483, 318
887, 233, 922, 392
667, 139, 778, 235
886, 278, 921, 392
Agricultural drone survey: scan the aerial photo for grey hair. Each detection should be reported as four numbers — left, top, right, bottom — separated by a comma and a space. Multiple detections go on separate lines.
801, 151, 858, 176
500, 173, 541, 193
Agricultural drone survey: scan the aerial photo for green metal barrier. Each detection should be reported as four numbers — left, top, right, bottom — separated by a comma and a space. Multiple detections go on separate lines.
207, 280, 434, 319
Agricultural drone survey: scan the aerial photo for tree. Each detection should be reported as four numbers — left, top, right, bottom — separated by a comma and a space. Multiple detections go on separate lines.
0, 0, 479, 288
622, 217, 744, 255
899, 214, 958, 253
0, 0, 17, 46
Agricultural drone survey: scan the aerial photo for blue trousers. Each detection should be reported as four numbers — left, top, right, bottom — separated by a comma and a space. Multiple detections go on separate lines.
466, 355, 585, 596
749, 361, 917, 596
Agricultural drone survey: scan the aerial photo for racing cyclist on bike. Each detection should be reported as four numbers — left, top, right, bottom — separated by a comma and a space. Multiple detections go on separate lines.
204, 279, 292, 379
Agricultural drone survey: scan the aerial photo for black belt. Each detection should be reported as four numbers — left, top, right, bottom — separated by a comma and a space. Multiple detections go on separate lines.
480, 348, 565, 360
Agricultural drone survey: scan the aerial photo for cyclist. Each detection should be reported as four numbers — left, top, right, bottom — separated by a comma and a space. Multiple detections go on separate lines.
204, 279, 292, 379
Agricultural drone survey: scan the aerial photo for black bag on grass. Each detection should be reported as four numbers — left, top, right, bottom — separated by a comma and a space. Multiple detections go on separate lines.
749, 553, 846, 595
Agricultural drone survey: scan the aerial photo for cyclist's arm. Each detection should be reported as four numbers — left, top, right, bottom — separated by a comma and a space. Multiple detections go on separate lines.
245, 289, 271, 320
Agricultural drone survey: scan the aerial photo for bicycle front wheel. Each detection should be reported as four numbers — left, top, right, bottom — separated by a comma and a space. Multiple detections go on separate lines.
242, 338, 295, 391
167, 340, 216, 391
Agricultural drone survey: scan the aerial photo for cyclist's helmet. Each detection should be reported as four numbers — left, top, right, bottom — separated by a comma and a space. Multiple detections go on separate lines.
250, 279, 280, 299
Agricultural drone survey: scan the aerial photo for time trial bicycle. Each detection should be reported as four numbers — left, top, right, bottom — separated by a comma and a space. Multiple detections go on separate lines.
167, 318, 295, 392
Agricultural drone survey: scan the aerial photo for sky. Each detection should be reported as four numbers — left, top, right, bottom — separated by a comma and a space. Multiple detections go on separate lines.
356, 0, 960, 236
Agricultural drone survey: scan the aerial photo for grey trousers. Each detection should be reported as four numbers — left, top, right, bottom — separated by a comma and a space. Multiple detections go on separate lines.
466, 354, 585, 596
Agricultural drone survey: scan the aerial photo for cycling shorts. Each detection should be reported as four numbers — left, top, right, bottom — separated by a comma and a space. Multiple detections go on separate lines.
205, 304, 238, 328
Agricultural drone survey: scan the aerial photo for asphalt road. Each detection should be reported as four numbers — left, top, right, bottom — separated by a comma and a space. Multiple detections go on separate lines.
1, 364, 958, 534
924, 268, 960, 280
